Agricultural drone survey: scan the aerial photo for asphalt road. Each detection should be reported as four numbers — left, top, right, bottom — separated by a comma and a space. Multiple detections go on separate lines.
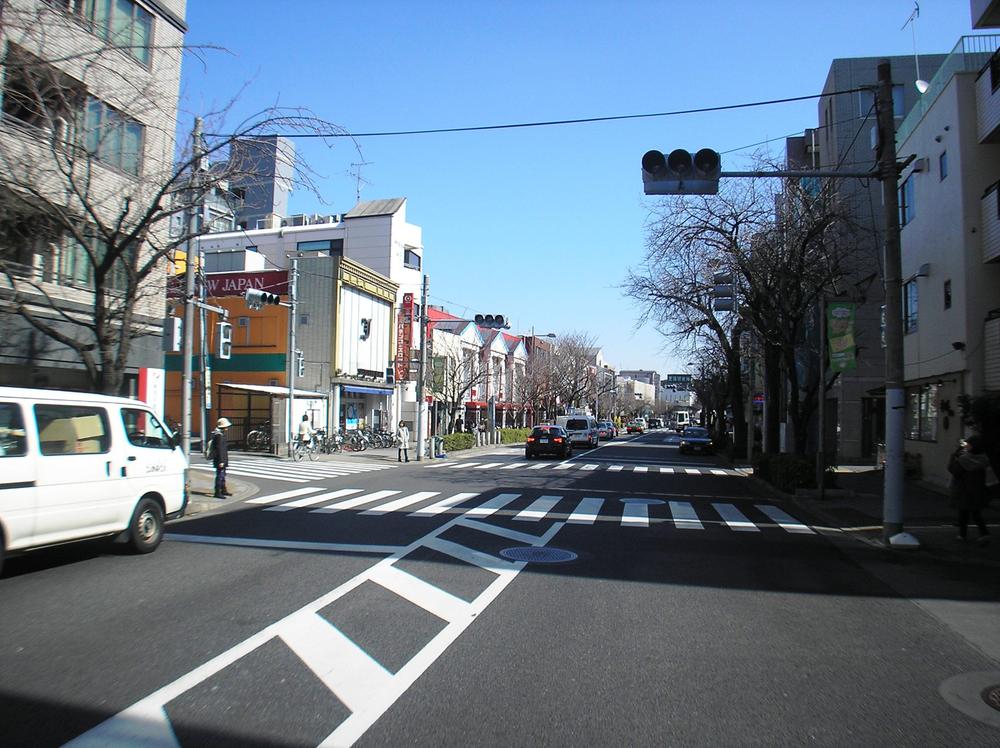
1, 431, 998, 746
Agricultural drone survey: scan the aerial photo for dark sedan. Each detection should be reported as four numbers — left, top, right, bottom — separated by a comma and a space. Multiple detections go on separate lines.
525, 425, 573, 459
678, 426, 715, 455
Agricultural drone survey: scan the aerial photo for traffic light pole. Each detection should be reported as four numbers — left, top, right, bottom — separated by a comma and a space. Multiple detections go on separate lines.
181, 116, 203, 458
286, 256, 299, 457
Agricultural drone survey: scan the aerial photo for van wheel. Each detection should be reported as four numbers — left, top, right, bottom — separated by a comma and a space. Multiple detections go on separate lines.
127, 498, 164, 554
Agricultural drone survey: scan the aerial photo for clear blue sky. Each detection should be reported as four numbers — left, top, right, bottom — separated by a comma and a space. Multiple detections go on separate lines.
179, 0, 977, 376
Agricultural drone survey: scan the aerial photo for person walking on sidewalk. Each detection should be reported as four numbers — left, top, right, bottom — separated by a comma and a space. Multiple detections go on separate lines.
948, 434, 992, 545
210, 418, 231, 498
396, 420, 410, 462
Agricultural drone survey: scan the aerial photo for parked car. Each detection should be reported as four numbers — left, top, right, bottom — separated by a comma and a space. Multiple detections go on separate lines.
626, 421, 645, 434
0, 387, 188, 576
525, 425, 573, 459
678, 426, 715, 455
597, 421, 616, 440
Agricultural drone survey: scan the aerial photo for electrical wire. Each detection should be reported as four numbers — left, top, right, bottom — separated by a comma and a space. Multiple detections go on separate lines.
203, 87, 870, 140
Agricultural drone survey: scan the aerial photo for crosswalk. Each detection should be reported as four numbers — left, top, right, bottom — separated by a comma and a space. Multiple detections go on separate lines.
191, 457, 395, 484
238, 486, 815, 534
424, 459, 745, 477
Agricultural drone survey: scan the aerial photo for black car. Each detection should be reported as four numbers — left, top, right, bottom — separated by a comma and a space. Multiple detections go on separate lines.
525, 425, 573, 459
678, 426, 715, 455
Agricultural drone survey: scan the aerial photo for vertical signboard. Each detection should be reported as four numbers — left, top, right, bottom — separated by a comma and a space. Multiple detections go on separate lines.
395, 292, 414, 382
828, 301, 857, 372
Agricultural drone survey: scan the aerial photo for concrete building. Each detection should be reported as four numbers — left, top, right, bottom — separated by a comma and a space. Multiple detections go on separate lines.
0, 0, 187, 408
892, 31, 1000, 487
784, 51, 948, 462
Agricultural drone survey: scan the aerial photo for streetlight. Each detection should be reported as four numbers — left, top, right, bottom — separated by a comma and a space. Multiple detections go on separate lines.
528, 329, 556, 424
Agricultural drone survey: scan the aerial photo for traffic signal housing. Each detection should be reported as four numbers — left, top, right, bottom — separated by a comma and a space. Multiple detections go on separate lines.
712, 271, 736, 312
215, 321, 233, 359
641, 148, 721, 195
244, 288, 281, 310
474, 314, 509, 329
162, 316, 182, 352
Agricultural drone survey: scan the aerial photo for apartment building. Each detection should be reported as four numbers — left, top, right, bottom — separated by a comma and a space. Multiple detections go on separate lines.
0, 0, 186, 407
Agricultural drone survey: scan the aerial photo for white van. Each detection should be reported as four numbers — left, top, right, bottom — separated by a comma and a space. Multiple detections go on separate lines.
556, 414, 600, 447
0, 387, 188, 575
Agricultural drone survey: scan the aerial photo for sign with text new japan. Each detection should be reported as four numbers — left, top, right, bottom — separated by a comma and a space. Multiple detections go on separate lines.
395, 292, 414, 382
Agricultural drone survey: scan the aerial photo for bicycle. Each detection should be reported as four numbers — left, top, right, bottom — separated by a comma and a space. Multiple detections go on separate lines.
315, 428, 343, 454
246, 421, 272, 451
292, 435, 319, 461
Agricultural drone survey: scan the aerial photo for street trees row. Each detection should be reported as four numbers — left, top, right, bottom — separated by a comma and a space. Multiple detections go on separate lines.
626, 162, 870, 457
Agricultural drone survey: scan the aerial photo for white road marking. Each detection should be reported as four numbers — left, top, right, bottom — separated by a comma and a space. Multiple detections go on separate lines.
473, 462, 505, 470
525, 462, 549, 470
757, 504, 815, 534
265, 488, 364, 512
245, 487, 321, 505
499, 463, 523, 470
711, 469, 728, 476
447, 462, 480, 469
620, 498, 664, 527
514, 495, 562, 521
409, 492, 480, 517
668, 501, 704, 530
634, 466, 648, 473
192, 465, 309, 484
608, 465, 624, 472
567, 497, 604, 524
552, 462, 576, 470
713, 503, 760, 532
685, 468, 700, 475
367, 564, 470, 622
310, 490, 400, 514
463, 493, 520, 518
580, 464, 599, 471
361, 491, 440, 515
458, 518, 549, 546
164, 534, 402, 555
660, 467, 675, 474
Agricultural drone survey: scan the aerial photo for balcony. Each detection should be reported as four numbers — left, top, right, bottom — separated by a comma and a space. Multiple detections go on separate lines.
978, 49, 1000, 143
980, 183, 1000, 263
897, 35, 1000, 146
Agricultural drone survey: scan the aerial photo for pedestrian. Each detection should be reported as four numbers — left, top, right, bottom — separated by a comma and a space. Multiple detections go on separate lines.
948, 434, 992, 545
210, 417, 231, 498
396, 420, 410, 462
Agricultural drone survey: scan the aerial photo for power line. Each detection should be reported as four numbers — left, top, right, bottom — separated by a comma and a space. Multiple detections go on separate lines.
204, 87, 869, 140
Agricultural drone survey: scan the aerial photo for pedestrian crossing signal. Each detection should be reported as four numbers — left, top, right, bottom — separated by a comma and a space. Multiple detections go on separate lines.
215, 321, 233, 359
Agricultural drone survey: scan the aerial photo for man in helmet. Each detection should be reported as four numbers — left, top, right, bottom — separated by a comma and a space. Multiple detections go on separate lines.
210, 417, 232, 498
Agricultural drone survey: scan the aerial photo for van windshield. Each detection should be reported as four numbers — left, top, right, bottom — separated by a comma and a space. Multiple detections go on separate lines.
566, 419, 589, 430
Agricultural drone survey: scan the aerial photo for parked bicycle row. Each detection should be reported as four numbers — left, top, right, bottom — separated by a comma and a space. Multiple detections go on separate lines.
292, 426, 400, 461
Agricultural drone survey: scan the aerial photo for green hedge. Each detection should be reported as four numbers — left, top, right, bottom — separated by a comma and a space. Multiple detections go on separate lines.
753, 453, 835, 492
441, 432, 475, 452
501, 428, 531, 444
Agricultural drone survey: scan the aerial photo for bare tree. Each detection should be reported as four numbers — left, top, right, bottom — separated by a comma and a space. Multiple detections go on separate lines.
429, 350, 490, 434
0, 2, 348, 393
549, 331, 614, 413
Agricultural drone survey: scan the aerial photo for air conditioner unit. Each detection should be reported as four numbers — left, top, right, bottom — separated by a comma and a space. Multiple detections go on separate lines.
911, 157, 929, 173
289, 214, 309, 226
255, 214, 281, 230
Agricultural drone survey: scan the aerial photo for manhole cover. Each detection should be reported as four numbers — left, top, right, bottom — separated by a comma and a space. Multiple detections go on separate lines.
499, 547, 578, 563
982, 685, 1000, 712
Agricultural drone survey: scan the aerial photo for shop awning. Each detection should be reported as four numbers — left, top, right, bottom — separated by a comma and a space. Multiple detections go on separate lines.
342, 385, 393, 396
220, 383, 328, 398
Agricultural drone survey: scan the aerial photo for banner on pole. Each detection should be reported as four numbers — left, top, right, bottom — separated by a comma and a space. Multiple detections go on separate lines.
827, 301, 857, 372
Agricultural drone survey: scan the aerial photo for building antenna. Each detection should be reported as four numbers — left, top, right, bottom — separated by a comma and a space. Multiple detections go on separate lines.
902, 2, 929, 93
349, 160, 372, 204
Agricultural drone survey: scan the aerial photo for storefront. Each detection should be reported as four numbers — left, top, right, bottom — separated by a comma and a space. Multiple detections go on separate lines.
333, 382, 394, 432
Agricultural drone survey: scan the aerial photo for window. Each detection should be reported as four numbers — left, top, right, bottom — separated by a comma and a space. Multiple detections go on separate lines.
121, 408, 172, 448
404, 247, 421, 270
0, 403, 28, 457
992, 50, 1000, 93
943, 280, 952, 310
1, 45, 84, 133
54, 0, 153, 66
35, 404, 110, 455
296, 238, 343, 254
939, 151, 948, 181
61, 234, 136, 291
903, 279, 919, 334
84, 97, 143, 175
899, 175, 915, 227
906, 383, 938, 441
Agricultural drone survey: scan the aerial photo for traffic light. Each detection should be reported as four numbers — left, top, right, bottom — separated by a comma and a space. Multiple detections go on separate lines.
712, 271, 736, 312
474, 314, 509, 329
162, 316, 182, 352
296, 349, 305, 378
641, 148, 721, 195
215, 321, 232, 359
244, 288, 281, 310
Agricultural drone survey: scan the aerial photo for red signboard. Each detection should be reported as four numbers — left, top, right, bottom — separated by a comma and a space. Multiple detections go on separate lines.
395, 292, 414, 382
167, 270, 289, 299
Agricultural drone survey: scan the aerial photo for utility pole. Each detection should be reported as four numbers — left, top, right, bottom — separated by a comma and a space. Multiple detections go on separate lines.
816, 297, 826, 500
876, 59, 912, 546
286, 256, 299, 457
416, 274, 429, 461
181, 117, 203, 458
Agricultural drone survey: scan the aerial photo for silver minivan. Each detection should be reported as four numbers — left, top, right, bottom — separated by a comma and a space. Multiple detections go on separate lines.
556, 414, 600, 447
0, 387, 188, 575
